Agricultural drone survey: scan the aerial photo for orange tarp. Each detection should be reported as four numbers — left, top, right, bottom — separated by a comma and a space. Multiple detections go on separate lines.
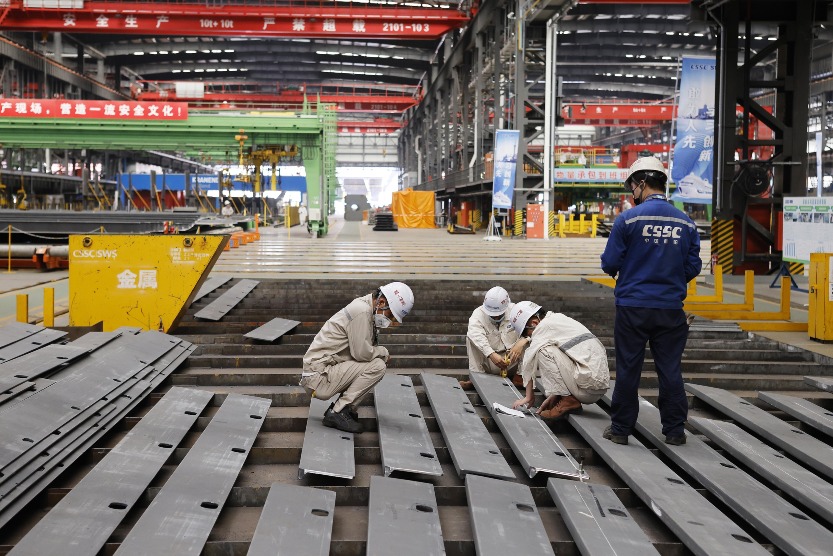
391, 189, 435, 228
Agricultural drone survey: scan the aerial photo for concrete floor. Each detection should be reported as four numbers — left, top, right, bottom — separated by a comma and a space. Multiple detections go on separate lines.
4, 215, 832, 360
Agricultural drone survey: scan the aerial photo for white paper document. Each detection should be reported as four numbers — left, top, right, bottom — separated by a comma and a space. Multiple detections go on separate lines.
492, 402, 526, 418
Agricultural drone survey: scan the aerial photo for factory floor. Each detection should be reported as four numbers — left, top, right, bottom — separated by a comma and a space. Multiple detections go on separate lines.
2, 215, 831, 359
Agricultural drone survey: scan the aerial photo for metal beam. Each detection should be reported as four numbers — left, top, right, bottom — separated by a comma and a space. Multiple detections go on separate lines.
194, 279, 259, 321
469, 373, 587, 480
616, 392, 833, 556
758, 391, 833, 438
466, 473, 555, 556
247, 484, 336, 556
375, 374, 442, 477
114, 392, 270, 555
547, 478, 660, 556
8, 387, 213, 556
685, 383, 833, 481
568, 403, 770, 556
420, 372, 514, 481
298, 397, 356, 479
367, 476, 445, 556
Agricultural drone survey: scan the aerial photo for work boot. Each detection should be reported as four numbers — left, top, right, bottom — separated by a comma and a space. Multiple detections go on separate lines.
538, 395, 582, 421
511, 374, 525, 388
348, 404, 359, 422
665, 434, 686, 446
322, 405, 363, 434
603, 426, 628, 445
458, 380, 474, 391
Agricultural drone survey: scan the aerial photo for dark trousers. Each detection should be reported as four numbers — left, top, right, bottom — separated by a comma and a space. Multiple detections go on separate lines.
610, 306, 689, 438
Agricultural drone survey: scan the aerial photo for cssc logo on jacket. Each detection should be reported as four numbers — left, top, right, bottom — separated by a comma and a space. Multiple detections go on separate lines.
641, 224, 681, 239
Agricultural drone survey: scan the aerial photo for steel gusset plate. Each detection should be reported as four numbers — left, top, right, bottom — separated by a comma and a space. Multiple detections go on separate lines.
0, 363, 154, 481
0, 323, 43, 350
804, 376, 833, 393
569, 404, 770, 556
0, 328, 67, 363
0, 356, 187, 529
470, 373, 586, 480
421, 372, 513, 480
616, 392, 833, 556
759, 391, 833, 437
367, 476, 445, 556
466, 473, 554, 556
547, 478, 659, 556
685, 383, 833, 481
0, 344, 89, 393
244, 317, 301, 342
114, 393, 270, 556
375, 374, 442, 478
8, 387, 213, 556
298, 397, 355, 480
690, 416, 833, 527
193, 276, 232, 302
194, 279, 260, 321
0, 378, 55, 406
0, 332, 181, 471
247, 483, 336, 556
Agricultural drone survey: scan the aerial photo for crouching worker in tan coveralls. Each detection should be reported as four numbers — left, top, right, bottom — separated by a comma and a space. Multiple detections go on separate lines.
460, 286, 529, 390
510, 301, 610, 421
300, 281, 414, 433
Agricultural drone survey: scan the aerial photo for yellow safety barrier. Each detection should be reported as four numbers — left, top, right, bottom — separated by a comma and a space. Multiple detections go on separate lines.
684, 270, 754, 311
69, 234, 228, 332
16, 294, 27, 324
688, 276, 793, 321
43, 287, 55, 327
686, 265, 724, 303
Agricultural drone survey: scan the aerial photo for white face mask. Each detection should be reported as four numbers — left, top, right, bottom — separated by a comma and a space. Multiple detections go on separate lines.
374, 314, 392, 328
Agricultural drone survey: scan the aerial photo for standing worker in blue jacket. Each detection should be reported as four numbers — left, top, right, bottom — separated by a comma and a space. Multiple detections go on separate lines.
600, 156, 701, 446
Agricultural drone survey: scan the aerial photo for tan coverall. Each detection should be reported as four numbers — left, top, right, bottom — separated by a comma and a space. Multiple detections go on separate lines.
300, 294, 387, 413
466, 304, 520, 375
520, 312, 610, 403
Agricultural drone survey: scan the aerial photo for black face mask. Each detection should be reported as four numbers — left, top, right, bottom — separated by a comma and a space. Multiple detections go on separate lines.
630, 183, 643, 205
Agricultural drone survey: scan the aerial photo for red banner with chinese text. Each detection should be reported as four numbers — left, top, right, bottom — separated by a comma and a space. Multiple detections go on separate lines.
0, 100, 188, 120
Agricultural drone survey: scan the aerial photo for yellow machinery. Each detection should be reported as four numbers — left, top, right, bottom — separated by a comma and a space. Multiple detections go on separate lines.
809, 253, 833, 342
68, 234, 228, 332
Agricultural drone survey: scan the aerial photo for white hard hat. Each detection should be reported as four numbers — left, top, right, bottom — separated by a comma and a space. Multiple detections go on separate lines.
626, 156, 667, 184
508, 301, 542, 336
224, 200, 230, 206
482, 286, 510, 317
380, 282, 414, 323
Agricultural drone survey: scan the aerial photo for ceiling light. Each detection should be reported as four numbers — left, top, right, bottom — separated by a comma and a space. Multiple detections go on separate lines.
133, 51, 144, 55
185, 50, 197, 54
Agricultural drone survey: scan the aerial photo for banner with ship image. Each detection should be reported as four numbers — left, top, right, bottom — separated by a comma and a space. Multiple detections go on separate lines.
671, 57, 716, 205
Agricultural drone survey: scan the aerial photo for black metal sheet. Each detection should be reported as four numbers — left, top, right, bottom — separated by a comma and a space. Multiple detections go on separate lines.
466, 473, 554, 556
0, 344, 89, 392
0, 328, 67, 363
114, 393, 270, 556
246, 483, 336, 556
298, 398, 355, 479
194, 279, 259, 321
804, 376, 833, 393
0, 378, 54, 406
244, 317, 301, 342
685, 384, 833, 481
375, 374, 442, 477
689, 417, 833, 526
0, 343, 191, 530
0, 366, 155, 491
614, 391, 833, 556
759, 391, 833, 438
547, 478, 660, 556
367, 476, 444, 556
470, 372, 586, 480
9, 387, 213, 556
0, 323, 42, 349
193, 276, 232, 302
568, 404, 770, 556
421, 372, 513, 480
0, 332, 179, 471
